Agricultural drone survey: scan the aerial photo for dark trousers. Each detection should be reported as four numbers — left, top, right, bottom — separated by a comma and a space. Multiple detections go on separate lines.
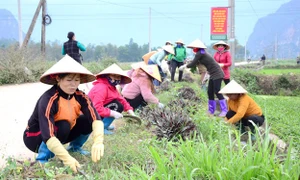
226, 110, 265, 131
224, 79, 230, 85
207, 78, 224, 100
170, 60, 184, 81
103, 99, 124, 117
23, 115, 92, 152
125, 94, 148, 111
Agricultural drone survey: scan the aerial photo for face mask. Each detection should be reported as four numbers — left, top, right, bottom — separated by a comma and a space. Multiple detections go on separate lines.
177, 44, 182, 48
217, 47, 225, 51
193, 48, 199, 53
107, 76, 121, 86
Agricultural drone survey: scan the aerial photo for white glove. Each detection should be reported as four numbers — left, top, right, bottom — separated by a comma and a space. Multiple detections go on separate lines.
158, 103, 164, 108
178, 64, 187, 71
127, 110, 136, 116
110, 110, 123, 119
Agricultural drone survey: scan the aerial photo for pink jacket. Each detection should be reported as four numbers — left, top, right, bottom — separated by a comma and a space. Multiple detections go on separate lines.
213, 51, 232, 79
122, 71, 159, 104
88, 77, 133, 117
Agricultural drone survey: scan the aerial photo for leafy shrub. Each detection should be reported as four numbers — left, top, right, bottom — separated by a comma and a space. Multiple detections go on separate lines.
231, 69, 261, 94
275, 75, 292, 89
0, 45, 46, 84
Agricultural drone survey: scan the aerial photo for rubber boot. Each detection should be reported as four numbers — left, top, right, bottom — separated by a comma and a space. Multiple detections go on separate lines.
218, 99, 228, 117
103, 117, 115, 135
208, 100, 216, 115
250, 126, 257, 141
178, 70, 183, 81
66, 134, 90, 155
36, 141, 55, 163
107, 125, 115, 130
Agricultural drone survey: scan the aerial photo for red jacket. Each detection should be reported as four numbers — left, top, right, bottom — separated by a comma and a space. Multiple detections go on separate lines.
213, 51, 232, 79
88, 77, 133, 117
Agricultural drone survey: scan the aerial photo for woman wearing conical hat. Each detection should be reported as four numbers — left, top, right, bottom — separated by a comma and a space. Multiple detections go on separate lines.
88, 63, 136, 135
179, 39, 227, 117
168, 39, 187, 82
122, 64, 164, 110
148, 45, 175, 86
23, 55, 104, 173
213, 41, 232, 85
219, 80, 265, 140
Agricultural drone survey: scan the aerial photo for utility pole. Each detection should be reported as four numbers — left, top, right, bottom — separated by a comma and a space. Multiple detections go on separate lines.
148, 7, 151, 52
21, 0, 43, 48
41, 0, 46, 55
274, 33, 278, 60
200, 24, 203, 40
228, 0, 235, 68
17, 0, 23, 47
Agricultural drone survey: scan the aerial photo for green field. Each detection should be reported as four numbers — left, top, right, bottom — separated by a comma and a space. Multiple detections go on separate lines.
258, 68, 300, 75
1, 78, 299, 179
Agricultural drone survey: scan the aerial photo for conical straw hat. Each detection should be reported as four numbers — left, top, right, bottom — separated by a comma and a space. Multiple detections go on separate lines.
131, 62, 147, 69
140, 64, 162, 82
162, 45, 175, 55
219, 80, 248, 94
40, 55, 95, 85
175, 39, 184, 44
187, 39, 207, 49
96, 63, 132, 84
213, 41, 230, 50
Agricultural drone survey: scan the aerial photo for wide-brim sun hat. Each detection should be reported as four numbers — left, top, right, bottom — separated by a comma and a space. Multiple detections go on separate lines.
165, 41, 173, 45
96, 63, 132, 84
40, 54, 95, 85
219, 80, 248, 94
162, 45, 175, 55
213, 41, 230, 50
187, 39, 207, 49
175, 39, 184, 44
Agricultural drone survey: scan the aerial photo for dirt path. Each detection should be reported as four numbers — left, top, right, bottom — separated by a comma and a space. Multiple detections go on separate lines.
0, 82, 93, 168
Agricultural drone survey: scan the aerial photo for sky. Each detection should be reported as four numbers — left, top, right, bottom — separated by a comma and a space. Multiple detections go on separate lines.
0, 0, 291, 48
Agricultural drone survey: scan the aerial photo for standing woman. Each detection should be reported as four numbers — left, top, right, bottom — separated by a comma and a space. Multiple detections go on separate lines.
23, 55, 104, 173
169, 39, 187, 82
62, 31, 86, 64
179, 39, 227, 117
122, 64, 164, 110
213, 41, 232, 84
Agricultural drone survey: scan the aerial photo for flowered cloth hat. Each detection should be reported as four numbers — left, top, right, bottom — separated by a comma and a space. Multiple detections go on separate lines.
219, 80, 248, 94
40, 55, 95, 85
96, 63, 132, 84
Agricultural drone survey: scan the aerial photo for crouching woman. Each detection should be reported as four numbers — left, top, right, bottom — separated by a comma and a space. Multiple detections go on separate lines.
219, 80, 265, 139
23, 55, 104, 173
122, 64, 164, 110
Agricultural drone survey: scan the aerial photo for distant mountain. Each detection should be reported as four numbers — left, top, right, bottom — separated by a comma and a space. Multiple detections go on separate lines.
0, 9, 23, 41
247, 0, 300, 59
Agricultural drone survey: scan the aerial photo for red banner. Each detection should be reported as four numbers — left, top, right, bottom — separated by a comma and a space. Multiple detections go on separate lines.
211, 7, 228, 35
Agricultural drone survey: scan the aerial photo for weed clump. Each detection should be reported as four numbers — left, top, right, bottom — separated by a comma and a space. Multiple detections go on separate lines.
177, 87, 201, 102
139, 106, 197, 141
